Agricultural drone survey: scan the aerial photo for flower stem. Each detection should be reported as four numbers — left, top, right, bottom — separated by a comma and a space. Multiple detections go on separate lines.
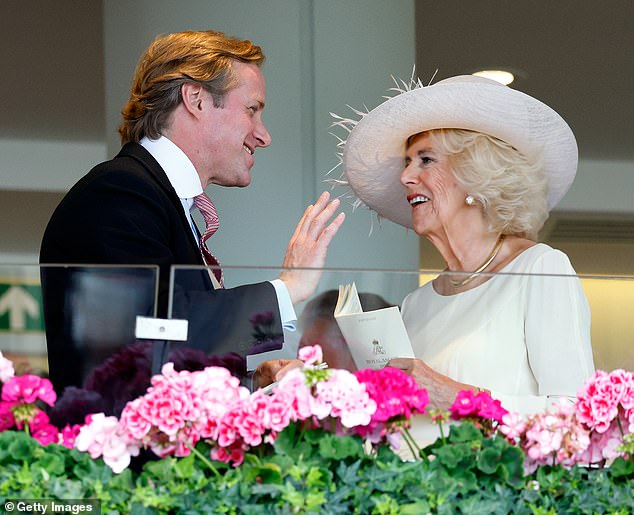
402, 427, 427, 462
433, 418, 447, 446
616, 415, 625, 437
187, 443, 221, 478
401, 429, 417, 459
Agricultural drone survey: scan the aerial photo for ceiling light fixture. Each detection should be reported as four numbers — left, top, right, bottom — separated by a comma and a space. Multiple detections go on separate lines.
472, 69, 515, 86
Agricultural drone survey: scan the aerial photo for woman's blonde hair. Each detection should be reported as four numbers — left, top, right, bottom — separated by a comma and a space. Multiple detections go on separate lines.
118, 30, 264, 144
425, 129, 549, 240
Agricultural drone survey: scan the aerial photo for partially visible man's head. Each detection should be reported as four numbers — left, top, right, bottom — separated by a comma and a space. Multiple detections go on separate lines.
118, 30, 265, 144
298, 290, 393, 372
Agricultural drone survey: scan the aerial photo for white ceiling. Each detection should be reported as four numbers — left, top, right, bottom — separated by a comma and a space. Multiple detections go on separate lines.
1, 0, 632, 162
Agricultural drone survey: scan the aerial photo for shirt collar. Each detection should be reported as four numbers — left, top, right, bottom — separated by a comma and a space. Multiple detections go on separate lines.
140, 135, 203, 203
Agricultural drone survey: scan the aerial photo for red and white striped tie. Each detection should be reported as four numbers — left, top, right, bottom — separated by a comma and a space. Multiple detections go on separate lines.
193, 192, 223, 286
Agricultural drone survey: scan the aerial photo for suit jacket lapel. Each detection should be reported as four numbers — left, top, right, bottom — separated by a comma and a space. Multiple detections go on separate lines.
116, 142, 205, 263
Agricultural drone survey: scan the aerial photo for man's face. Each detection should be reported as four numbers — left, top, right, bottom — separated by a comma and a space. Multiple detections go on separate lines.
298, 319, 357, 372
196, 61, 271, 188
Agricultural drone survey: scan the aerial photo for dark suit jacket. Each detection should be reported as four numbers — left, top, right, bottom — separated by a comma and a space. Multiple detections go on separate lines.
40, 142, 282, 394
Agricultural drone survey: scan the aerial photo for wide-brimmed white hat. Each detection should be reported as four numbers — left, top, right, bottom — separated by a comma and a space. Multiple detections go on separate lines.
335, 74, 578, 229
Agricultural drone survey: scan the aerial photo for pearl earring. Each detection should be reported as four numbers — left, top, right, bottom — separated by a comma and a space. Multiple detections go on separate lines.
465, 195, 475, 206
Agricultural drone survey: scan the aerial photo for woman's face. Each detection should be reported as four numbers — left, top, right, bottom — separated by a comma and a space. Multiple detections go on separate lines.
400, 132, 467, 236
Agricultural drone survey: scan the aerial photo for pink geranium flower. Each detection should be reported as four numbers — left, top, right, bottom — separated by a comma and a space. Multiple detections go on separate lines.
573, 369, 634, 463
0, 351, 15, 383
118, 362, 250, 462
1, 374, 56, 407
314, 369, 376, 428
211, 442, 246, 467
0, 401, 16, 431
449, 389, 508, 425
502, 400, 591, 474
75, 413, 140, 474
298, 344, 323, 366
500, 412, 526, 440
32, 423, 61, 446
14, 408, 50, 431
353, 367, 428, 442
60, 423, 81, 449
450, 390, 480, 418
576, 369, 634, 433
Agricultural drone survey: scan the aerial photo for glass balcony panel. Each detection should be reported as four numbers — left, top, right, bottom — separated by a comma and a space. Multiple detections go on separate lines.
168, 264, 634, 390
1, 264, 159, 425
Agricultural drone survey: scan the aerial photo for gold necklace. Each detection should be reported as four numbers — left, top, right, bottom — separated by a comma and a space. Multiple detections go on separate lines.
448, 234, 506, 287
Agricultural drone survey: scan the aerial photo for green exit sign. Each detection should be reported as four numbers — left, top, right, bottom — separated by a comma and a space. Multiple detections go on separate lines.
0, 281, 44, 333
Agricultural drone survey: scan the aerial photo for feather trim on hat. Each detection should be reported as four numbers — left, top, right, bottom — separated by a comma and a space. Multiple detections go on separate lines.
326, 68, 428, 234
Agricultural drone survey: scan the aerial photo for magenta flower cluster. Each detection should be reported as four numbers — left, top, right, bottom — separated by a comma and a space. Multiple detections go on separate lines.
0, 351, 79, 448
449, 390, 508, 425
353, 367, 429, 442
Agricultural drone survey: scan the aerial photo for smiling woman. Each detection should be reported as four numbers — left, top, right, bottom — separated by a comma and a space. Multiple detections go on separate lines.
333, 73, 595, 453
402, 128, 549, 245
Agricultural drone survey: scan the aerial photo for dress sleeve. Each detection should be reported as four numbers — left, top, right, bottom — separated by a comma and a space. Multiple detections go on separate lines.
491, 248, 595, 414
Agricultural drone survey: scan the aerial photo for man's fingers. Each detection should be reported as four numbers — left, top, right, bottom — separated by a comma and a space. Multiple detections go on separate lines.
289, 204, 313, 242
316, 212, 345, 247
288, 192, 341, 248
295, 192, 334, 237
307, 197, 341, 240
274, 359, 303, 381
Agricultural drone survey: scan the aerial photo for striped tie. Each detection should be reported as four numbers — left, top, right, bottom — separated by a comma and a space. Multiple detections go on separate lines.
193, 192, 223, 286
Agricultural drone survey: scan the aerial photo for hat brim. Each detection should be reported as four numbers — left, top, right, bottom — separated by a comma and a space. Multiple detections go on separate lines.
342, 75, 578, 229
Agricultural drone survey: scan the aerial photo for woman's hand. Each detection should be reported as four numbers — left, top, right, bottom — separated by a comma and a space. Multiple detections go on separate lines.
387, 357, 473, 410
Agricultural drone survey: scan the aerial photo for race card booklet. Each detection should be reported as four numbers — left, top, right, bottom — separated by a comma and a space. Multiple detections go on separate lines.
333, 282, 415, 370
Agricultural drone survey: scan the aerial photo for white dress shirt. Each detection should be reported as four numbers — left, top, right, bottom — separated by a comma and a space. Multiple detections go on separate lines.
139, 136, 297, 329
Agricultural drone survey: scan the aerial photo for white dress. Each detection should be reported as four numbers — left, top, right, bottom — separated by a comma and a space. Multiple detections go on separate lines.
400, 244, 595, 449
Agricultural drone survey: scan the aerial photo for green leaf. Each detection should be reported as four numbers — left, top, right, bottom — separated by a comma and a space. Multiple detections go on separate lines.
48, 477, 86, 500
6, 432, 39, 461
399, 500, 432, 514
305, 489, 327, 511
244, 462, 283, 485
609, 457, 634, 479
33, 451, 66, 476
318, 433, 363, 460
303, 427, 326, 444
477, 447, 502, 474
272, 424, 298, 454
448, 421, 484, 443
279, 482, 305, 507
434, 442, 471, 469
305, 466, 327, 487
273, 425, 314, 459
336, 460, 362, 486
474, 437, 525, 489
